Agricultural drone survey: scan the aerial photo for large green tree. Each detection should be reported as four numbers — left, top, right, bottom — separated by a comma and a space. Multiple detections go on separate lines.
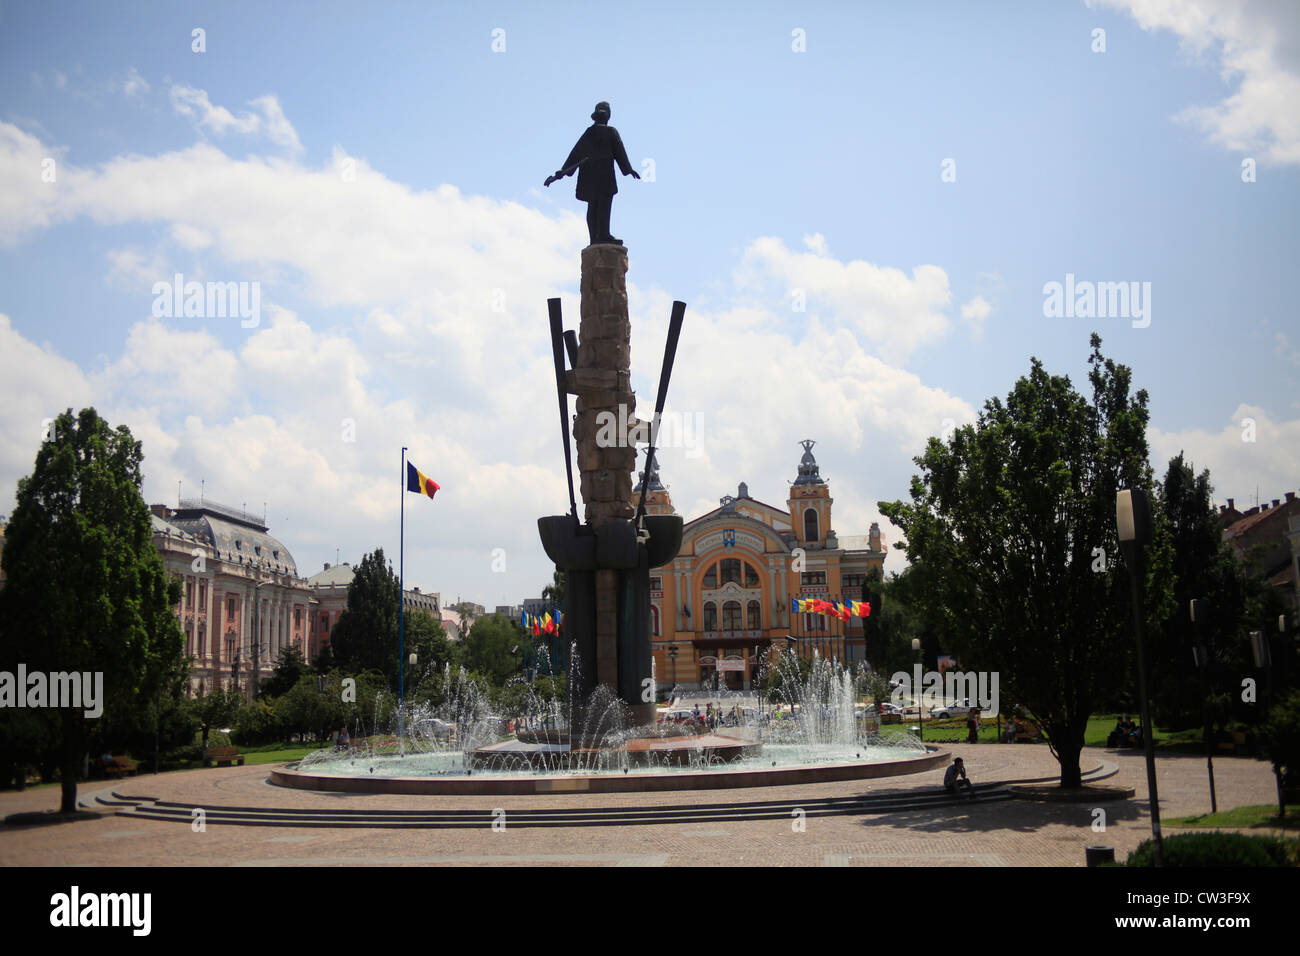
1149, 453, 1251, 727
460, 614, 523, 687
325, 548, 401, 687
880, 336, 1173, 787
0, 408, 185, 810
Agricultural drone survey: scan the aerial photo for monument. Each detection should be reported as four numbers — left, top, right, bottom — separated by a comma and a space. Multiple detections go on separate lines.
539, 102, 684, 732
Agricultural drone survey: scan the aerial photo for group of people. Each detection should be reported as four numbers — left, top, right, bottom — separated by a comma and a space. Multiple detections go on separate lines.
329, 727, 352, 752
689, 702, 743, 730
1107, 714, 1143, 748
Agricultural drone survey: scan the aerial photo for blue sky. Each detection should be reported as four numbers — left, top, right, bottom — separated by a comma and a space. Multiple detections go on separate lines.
1, 0, 1297, 607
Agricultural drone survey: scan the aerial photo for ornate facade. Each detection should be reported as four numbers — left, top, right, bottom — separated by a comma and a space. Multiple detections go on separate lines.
151, 500, 314, 697
645, 441, 886, 691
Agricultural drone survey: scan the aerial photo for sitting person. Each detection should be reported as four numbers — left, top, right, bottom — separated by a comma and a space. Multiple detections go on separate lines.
943, 756, 975, 798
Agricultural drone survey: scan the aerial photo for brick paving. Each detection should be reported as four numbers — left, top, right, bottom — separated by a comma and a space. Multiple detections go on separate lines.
0, 745, 1281, 866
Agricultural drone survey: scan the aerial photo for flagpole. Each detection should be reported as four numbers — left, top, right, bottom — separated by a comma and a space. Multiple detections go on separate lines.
399, 445, 407, 738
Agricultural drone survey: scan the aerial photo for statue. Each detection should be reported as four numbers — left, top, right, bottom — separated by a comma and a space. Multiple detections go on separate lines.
545, 101, 640, 246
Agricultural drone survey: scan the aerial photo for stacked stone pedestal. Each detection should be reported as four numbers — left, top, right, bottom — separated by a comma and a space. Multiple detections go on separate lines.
538, 244, 679, 735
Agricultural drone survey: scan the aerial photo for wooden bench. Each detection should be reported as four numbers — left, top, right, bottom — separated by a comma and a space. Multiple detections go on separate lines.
204, 745, 245, 767
104, 755, 138, 777
1013, 721, 1042, 743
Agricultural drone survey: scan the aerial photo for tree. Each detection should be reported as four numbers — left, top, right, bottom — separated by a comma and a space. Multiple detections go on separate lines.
193, 688, 242, 751
460, 615, 523, 687
542, 569, 566, 608
262, 645, 309, 699
0, 408, 185, 811
880, 336, 1173, 787
325, 549, 400, 688
1149, 454, 1251, 727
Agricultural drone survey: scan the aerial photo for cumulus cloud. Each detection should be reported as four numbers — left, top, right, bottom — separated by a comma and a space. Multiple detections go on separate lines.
1089, 0, 1300, 165
1149, 405, 1300, 506
0, 107, 988, 597
735, 233, 953, 364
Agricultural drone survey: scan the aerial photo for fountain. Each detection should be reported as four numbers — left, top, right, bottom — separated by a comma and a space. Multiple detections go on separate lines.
272, 116, 948, 796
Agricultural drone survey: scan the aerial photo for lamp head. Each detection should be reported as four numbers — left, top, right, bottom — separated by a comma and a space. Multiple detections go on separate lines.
1116, 487, 1152, 546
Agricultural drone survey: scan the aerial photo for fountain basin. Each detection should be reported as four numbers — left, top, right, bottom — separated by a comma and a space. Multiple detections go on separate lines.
269, 745, 948, 796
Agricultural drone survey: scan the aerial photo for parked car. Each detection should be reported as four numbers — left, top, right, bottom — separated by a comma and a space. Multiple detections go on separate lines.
934, 699, 979, 719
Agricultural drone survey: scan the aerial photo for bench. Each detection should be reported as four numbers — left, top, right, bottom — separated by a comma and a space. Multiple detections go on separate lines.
204, 745, 245, 767
104, 755, 138, 777
1013, 721, 1042, 743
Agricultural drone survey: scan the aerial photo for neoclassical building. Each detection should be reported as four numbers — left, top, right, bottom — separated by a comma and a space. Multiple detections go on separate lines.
151, 499, 314, 697
645, 441, 886, 691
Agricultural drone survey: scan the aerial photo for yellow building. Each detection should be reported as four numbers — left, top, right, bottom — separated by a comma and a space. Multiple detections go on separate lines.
644, 440, 886, 691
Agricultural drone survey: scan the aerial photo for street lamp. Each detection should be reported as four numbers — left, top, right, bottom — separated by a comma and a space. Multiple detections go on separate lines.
912, 637, 923, 743
1189, 598, 1217, 814
1118, 487, 1162, 865
667, 644, 679, 699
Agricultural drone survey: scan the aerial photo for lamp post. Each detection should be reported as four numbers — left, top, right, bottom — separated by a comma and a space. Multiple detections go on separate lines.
667, 644, 679, 699
1117, 487, 1162, 865
1189, 598, 1217, 814
912, 637, 923, 743
1251, 626, 1284, 819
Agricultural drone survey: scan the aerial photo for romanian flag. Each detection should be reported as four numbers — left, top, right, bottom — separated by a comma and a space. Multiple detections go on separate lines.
406, 461, 440, 500
542, 612, 554, 634
854, 600, 871, 618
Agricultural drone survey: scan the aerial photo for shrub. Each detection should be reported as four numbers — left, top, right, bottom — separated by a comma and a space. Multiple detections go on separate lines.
1126, 832, 1290, 867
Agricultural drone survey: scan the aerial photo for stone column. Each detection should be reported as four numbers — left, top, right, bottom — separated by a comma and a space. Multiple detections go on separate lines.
572, 243, 637, 526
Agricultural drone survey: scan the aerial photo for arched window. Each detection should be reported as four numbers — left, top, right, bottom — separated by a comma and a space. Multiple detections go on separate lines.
703, 564, 718, 588
720, 559, 741, 585
722, 601, 742, 630
703, 602, 717, 631
650, 605, 660, 636
746, 600, 761, 630
804, 507, 820, 542
744, 562, 759, 588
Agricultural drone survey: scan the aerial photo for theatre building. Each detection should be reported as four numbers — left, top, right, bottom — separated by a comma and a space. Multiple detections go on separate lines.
644, 441, 886, 691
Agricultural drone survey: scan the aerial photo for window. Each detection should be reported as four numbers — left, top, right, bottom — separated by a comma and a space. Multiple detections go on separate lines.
722, 601, 742, 630
294, 608, 301, 628
703, 565, 718, 588
801, 571, 826, 586
703, 602, 717, 631
198, 581, 207, 607
842, 573, 866, 591
720, 559, 741, 585
185, 580, 194, 609
744, 563, 759, 588
747, 600, 761, 629
650, 605, 660, 635
227, 596, 237, 620
649, 577, 661, 592
804, 507, 820, 542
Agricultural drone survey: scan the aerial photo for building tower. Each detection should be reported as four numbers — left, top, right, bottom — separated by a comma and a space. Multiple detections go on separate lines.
787, 439, 833, 549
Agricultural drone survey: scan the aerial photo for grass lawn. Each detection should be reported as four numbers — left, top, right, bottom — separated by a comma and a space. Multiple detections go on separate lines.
235, 742, 323, 765
1166, 804, 1300, 829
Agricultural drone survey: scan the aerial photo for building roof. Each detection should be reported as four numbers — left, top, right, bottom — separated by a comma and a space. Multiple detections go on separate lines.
168, 504, 299, 576
307, 563, 355, 587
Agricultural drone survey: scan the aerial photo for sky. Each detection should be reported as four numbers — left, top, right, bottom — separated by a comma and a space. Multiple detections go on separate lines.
1, 0, 1297, 609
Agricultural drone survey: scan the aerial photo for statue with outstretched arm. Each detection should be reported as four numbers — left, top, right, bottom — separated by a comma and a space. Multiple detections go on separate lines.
545, 101, 640, 246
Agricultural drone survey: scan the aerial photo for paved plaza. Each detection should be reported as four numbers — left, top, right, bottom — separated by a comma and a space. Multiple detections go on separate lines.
0, 744, 1283, 867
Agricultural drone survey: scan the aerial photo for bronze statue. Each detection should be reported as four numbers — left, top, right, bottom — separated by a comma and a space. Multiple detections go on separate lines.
545, 101, 640, 246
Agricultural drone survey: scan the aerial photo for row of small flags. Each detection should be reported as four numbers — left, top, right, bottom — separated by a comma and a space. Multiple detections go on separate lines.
792, 596, 871, 621
520, 609, 564, 636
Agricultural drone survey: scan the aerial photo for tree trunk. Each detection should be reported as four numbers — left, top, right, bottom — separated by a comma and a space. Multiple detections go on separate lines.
1057, 737, 1083, 788
59, 720, 80, 814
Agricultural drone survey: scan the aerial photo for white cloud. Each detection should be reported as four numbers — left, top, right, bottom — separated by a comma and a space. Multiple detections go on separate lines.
1275, 332, 1300, 367
169, 85, 303, 154
1150, 404, 1300, 506
0, 107, 983, 597
735, 233, 954, 364
1089, 0, 1300, 165
120, 67, 150, 98
960, 295, 993, 340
